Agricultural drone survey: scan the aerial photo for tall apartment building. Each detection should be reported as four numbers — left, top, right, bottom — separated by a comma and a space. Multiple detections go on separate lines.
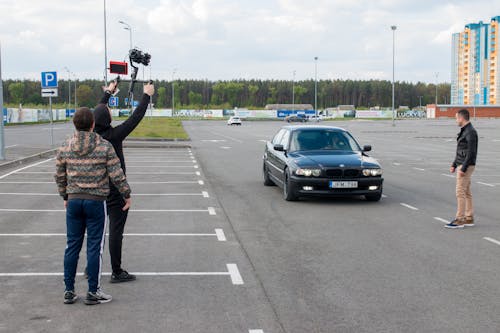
451, 16, 500, 105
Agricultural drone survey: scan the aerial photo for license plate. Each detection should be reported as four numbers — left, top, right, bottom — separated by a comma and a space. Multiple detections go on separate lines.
329, 181, 358, 189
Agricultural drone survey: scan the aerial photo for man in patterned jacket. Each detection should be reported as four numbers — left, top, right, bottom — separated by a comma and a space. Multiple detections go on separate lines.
55, 107, 132, 305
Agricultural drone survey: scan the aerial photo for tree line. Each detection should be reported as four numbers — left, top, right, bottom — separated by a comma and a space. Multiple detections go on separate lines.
2, 79, 451, 109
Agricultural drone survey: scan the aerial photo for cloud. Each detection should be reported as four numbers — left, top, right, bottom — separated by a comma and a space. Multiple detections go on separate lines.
0, 0, 500, 82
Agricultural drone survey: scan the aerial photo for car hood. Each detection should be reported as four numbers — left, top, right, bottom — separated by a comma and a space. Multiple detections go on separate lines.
288, 150, 380, 168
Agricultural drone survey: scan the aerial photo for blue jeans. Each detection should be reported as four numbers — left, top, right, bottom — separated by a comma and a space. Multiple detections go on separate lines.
64, 199, 107, 293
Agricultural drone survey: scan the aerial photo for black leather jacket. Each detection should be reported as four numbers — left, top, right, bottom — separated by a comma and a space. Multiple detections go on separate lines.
452, 122, 478, 172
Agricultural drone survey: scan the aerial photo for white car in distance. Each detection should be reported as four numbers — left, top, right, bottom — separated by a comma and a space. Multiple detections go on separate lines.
227, 116, 242, 126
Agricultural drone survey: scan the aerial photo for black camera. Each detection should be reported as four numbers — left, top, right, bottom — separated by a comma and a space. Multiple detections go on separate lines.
129, 48, 151, 66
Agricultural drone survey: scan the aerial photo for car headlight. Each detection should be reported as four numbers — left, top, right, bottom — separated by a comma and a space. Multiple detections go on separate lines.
362, 168, 383, 176
295, 168, 322, 177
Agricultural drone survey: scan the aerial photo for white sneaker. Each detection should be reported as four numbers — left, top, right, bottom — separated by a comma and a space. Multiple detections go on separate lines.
84, 288, 112, 305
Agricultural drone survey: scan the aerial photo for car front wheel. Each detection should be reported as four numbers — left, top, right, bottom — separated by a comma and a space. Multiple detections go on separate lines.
283, 169, 298, 201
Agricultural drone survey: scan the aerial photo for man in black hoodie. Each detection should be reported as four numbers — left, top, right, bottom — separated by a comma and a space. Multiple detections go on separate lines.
93, 81, 154, 282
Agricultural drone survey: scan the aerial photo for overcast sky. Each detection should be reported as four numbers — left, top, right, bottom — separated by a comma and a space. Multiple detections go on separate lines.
1, 0, 499, 83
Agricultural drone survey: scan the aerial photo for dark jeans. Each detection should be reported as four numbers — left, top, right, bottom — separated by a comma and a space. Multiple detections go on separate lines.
64, 199, 107, 293
107, 185, 129, 274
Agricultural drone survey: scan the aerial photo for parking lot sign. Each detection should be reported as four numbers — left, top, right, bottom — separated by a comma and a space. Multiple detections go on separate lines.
109, 96, 119, 107
41, 71, 58, 88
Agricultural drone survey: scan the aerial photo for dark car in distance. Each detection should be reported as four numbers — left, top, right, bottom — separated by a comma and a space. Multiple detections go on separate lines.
263, 126, 384, 201
285, 114, 308, 123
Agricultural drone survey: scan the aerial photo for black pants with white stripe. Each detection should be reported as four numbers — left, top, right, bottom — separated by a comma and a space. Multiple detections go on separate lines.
107, 185, 129, 274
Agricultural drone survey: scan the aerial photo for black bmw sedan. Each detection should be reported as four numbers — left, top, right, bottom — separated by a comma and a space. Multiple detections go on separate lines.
263, 125, 384, 201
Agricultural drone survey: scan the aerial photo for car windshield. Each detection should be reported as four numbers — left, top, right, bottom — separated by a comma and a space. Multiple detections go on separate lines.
289, 129, 361, 152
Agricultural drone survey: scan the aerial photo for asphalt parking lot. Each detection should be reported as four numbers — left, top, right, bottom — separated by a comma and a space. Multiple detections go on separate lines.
183, 118, 500, 333
1, 118, 500, 333
0, 146, 281, 333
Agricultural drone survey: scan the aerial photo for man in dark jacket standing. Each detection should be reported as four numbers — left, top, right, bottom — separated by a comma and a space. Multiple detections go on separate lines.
446, 109, 478, 229
92, 81, 154, 282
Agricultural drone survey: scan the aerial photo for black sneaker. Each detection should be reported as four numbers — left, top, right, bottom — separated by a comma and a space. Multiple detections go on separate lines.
84, 289, 112, 305
64, 290, 78, 304
110, 270, 136, 283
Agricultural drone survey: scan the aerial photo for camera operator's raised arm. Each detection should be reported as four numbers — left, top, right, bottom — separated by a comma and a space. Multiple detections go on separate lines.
111, 83, 154, 142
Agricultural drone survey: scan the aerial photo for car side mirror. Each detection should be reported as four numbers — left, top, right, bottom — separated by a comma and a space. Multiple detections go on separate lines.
274, 144, 285, 152
363, 145, 372, 152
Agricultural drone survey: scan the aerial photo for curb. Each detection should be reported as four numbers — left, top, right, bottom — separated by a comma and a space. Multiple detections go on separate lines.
0, 149, 57, 172
125, 137, 191, 142
124, 141, 191, 149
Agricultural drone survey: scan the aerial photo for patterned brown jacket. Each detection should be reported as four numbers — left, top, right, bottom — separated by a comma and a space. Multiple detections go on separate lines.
54, 131, 131, 200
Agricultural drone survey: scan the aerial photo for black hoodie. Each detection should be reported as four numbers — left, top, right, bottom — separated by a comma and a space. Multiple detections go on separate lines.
93, 92, 150, 173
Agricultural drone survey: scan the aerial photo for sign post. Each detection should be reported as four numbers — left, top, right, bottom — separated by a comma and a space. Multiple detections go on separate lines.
0, 43, 4, 160
41, 71, 58, 146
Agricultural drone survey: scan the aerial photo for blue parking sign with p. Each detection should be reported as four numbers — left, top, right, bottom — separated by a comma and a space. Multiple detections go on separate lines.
41, 71, 58, 88
109, 97, 119, 107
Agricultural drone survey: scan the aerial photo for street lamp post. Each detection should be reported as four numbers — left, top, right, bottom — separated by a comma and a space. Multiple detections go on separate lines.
292, 70, 296, 111
391, 25, 397, 127
435, 72, 439, 105
314, 57, 318, 118
172, 69, 177, 116
0, 43, 4, 160
119, 21, 133, 50
103, 0, 108, 85
64, 67, 71, 112
418, 95, 423, 108
74, 76, 77, 108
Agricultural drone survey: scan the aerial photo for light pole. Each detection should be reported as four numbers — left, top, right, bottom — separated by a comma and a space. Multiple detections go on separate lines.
314, 57, 318, 118
418, 95, 423, 109
63, 67, 72, 112
292, 70, 296, 111
391, 25, 397, 127
0, 43, 4, 160
172, 69, 177, 116
103, 0, 108, 85
119, 20, 133, 50
74, 74, 77, 108
435, 72, 439, 105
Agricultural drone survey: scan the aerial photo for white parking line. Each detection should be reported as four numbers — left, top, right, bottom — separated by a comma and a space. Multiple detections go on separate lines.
5, 144, 19, 148
215, 229, 227, 241
249, 330, 264, 333
196, 171, 201, 176
202, 191, 210, 198
483, 237, 500, 246
129, 181, 203, 185
0, 182, 54, 184
400, 203, 419, 211
413, 167, 425, 171
210, 131, 244, 143
125, 166, 199, 168
0, 208, 216, 214
477, 182, 495, 187
382, 194, 388, 198
220, 146, 232, 149
433, 217, 449, 224
226, 263, 244, 285
441, 174, 455, 178
393, 162, 401, 166
0, 229, 226, 240
198, 180, 205, 185
122, 161, 197, 163
0, 158, 54, 180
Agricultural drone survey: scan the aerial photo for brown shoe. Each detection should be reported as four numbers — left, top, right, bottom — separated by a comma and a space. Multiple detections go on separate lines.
464, 217, 475, 227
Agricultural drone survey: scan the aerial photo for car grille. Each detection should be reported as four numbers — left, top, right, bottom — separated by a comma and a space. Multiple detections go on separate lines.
325, 168, 360, 178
